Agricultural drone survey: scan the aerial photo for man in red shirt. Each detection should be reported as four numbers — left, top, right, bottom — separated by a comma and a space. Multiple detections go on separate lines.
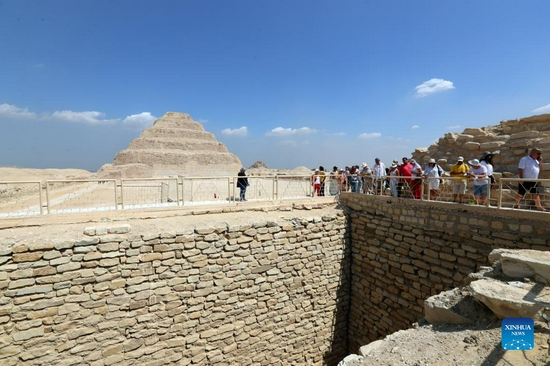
397, 157, 412, 197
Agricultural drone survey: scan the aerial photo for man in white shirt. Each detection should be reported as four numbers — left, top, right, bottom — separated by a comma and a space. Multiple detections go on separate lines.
467, 159, 488, 205
373, 158, 386, 194
514, 148, 546, 211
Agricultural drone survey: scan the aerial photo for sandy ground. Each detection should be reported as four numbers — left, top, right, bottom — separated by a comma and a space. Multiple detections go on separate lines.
345, 319, 550, 366
0, 167, 93, 181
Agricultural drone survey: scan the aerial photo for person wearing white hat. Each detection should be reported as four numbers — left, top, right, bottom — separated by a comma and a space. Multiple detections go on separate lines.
422, 158, 442, 200
449, 156, 469, 203
466, 159, 488, 205
388, 162, 399, 197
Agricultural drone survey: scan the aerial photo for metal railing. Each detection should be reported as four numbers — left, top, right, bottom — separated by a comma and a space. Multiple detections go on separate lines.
0, 175, 547, 218
339, 175, 550, 210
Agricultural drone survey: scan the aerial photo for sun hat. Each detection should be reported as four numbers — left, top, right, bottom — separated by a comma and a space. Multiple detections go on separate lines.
391, 163, 397, 168
457, 156, 464, 162
362, 162, 367, 167
428, 158, 436, 164
410, 158, 416, 164
469, 159, 480, 166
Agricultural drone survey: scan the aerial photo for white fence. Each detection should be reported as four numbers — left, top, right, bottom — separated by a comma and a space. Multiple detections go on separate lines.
1, 175, 547, 218
348, 175, 550, 210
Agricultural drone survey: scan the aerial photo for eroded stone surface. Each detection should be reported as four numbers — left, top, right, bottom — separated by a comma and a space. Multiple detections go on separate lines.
98, 112, 242, 178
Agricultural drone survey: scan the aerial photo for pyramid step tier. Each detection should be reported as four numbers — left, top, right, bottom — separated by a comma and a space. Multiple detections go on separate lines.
128, 138, 229, 153
152, 115, 205, 131
141, 127, 217, 141
113, 150, 241, 169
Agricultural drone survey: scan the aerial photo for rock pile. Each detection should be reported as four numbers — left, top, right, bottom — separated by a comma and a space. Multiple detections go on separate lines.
339, 248, 550, 366
98, 112, 242, 178
411, 113, 550, 178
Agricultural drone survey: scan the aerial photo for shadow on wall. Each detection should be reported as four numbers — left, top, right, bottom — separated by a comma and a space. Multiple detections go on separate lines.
323, 201, 353, 366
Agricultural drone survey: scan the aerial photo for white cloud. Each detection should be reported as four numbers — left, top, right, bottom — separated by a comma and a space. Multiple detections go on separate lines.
411, 125, 420, 129
266, 127, 316, 136
0, 103, 37, 119
358, 132, 382, 139
122, 112, 157, 127
326, 132, 346, 136
51, 110, 118, 124
446, 124, 461, 130
415, 78, 455, 98
533, 103, 550, 114
221, 126, 248, 136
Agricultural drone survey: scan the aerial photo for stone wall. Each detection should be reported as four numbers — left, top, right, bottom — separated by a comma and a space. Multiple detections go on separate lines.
0, 209, 349, 365
340, 192, 550, 353
411, 113, 550, 178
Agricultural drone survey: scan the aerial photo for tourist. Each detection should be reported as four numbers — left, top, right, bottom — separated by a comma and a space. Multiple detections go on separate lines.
237, 168, 249, 201
449, 156, 469, 203
466, 159, 488, 205
311, 169, 321, 197
409, 158, 423, 199
329, 166, 339, 196
422, 159, 441, 200
479, 151, 496, 185
398, 157, 412, 197
360, 163, 371, 194
514, 147, 546, 211
388, 162, 399, 197
318, 166, 326, 196
373, 158, 386, 194
349, 166, 360, 193
338, 169, 347, 192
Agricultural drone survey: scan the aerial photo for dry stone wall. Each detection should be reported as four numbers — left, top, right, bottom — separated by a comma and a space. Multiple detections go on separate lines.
0, 211, 349, 366
340, 193, 550, 353
411, 113, 550, 178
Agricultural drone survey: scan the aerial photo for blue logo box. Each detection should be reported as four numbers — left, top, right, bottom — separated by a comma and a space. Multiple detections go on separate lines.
501, 318, 534, 351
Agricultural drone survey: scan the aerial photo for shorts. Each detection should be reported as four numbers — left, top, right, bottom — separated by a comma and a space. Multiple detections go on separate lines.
473, 184, 488, 197
452, 182, 466, 195
518, 181, 540, 196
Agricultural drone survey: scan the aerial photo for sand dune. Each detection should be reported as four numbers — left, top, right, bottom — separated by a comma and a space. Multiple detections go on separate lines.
0, 167, 93, 182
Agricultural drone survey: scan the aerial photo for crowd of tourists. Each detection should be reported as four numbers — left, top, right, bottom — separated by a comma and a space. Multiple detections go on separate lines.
310, 148, 546, 211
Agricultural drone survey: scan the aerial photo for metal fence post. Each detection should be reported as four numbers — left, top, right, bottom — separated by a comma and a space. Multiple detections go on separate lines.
45, 182, 50, 214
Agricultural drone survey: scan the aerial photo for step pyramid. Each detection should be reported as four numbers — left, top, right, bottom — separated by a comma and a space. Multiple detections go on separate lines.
99, 112, 243, 178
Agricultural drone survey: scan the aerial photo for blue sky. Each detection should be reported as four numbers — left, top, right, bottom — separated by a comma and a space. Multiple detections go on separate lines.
2, 1, 550, 171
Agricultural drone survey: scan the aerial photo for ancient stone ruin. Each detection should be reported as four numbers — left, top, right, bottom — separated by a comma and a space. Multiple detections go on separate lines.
98, 112, 242, 178
411, 113, 550, 179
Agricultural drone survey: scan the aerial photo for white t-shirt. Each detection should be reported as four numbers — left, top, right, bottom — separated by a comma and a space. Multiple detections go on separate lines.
467, 165, 488, 185
373, 163, 386, 178
480, 161, 493, 177
411, 163, 422, 177
518, 155, 540, 179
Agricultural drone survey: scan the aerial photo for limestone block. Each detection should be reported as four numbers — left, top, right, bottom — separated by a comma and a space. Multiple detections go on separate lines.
359, 340, 386, 356
463, 142, 480, 150
463, 128, 487, 136
489, 249, 550, 283
423, 287, 488, 325
470, 279, 550, 319
456, 134, 474, 142
509, 130, 541, 140
337, 354, 364, 366
479, 141, 505, 150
